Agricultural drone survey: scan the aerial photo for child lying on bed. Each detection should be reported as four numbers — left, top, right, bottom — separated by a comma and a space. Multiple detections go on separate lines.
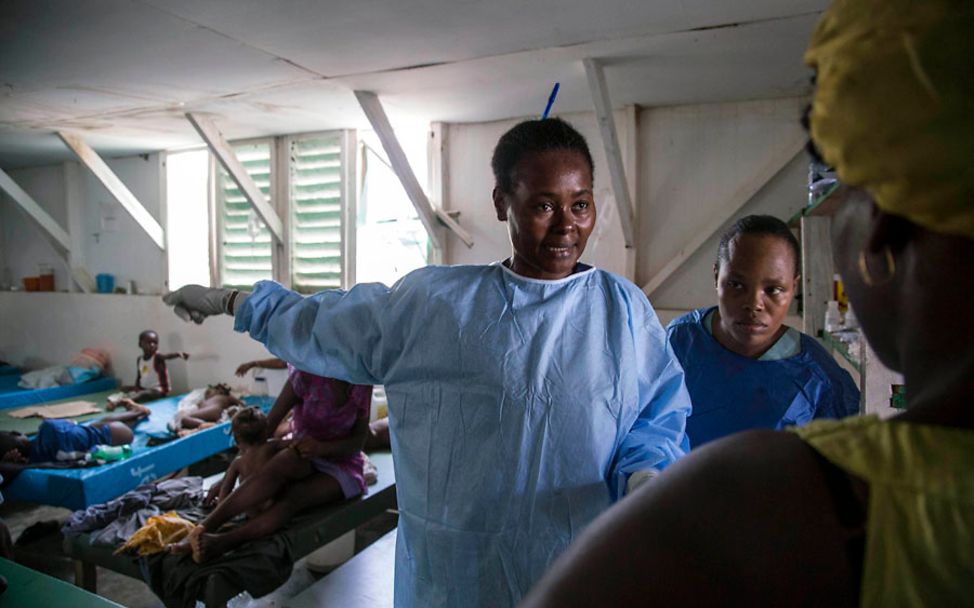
168, 383, 243, 437
108, 329, 189, 408
0, 401, 150, 466
170, 367, 372, 562
203, 407, 277, 510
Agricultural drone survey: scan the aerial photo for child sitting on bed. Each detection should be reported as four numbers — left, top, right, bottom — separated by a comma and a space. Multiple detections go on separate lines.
169, 383, 243, 437
0, 401, 151, 466
171, 367, 372, 563
108, 330, 189, 409
203, 407, 277, 509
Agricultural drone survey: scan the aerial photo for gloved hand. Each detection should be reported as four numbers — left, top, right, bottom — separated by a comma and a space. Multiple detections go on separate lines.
162, 285, 246, 324
625, 468, 659, 495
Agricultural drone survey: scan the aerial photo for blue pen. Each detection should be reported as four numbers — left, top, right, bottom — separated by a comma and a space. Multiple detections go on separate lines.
541, 82, 560, 119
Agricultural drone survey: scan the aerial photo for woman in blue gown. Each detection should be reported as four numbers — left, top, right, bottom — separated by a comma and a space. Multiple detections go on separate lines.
164, 118, 691, 608
667, 214, 859, 448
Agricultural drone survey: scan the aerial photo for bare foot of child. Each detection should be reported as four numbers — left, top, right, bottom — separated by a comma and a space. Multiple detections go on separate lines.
198, 422, 216, 430
190, 528, 229, 564
123, 402, 151, 417
167, 539, 193, 555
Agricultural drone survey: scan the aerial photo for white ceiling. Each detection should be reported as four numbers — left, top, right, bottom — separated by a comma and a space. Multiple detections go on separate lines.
0, 0, 826, 168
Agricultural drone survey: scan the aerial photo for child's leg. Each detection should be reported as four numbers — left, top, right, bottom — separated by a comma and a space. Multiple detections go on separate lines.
191, 472, 343, 562
197, 447, 314, 533
181, 404, 225, 428
98, 408, 149, 427
128, 389, 164, 403
87, 421, 134, 445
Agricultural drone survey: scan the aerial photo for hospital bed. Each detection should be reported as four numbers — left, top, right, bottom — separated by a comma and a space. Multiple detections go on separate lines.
0, 370, 118, 409
3, 392, 275, 510
64, 450, 397, 605
0, 387, 120, 437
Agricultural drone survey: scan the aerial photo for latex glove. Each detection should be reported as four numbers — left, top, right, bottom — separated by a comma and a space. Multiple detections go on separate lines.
625, 468, 659, 495
162, 285, 246, 324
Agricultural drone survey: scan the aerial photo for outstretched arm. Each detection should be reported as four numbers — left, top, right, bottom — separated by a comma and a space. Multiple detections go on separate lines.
235, 358, 286, 376
163, 281, 397, 386
159, 352, 190, 361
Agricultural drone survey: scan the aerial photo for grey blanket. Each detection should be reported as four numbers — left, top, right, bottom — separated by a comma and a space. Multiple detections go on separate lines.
62, 476, 205, 546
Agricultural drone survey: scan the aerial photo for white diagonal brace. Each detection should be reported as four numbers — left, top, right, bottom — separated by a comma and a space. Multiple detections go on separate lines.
57, 132, 166, 249
435, 208, 474, 248
185, 113, 284, 243
0, 167, 71, 252
584, 58, 636, 249
355, 91, 444, 254
641, 134, 806, 297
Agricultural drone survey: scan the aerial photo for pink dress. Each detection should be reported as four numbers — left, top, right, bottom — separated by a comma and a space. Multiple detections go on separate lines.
288, 365, 373, 499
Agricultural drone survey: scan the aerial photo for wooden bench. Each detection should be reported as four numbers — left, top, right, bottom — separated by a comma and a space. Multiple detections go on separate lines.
286, 528, 396, 608
63, 451, 396, 603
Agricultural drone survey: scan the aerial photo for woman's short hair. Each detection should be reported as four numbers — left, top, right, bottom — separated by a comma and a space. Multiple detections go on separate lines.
717, 215, 801, 277
491, 117, 593, 193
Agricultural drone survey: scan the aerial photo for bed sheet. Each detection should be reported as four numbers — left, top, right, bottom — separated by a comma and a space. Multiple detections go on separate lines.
3, 393, 274, 510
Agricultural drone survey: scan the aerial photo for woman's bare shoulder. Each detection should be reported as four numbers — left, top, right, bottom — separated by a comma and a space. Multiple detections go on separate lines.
523, 430, 860, 607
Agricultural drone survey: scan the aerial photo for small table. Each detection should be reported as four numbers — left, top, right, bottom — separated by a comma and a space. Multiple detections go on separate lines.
0, 557, 124, 607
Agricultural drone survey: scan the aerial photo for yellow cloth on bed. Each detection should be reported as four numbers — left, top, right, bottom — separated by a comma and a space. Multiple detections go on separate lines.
805, 0, 974, 241
115, 512, 196, 556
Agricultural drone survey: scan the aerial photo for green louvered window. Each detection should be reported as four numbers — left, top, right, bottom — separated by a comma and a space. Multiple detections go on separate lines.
218, 142, 273, 289
290, 135, 344, 293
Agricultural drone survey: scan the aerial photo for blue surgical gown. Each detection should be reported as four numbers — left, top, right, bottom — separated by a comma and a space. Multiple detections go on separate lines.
667, 307, 860, 448
235, 263, 691, 608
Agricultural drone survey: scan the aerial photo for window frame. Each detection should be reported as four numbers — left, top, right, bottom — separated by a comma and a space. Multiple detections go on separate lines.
210, 130, 357, 291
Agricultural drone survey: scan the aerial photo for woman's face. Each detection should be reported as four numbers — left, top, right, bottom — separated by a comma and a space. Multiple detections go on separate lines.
714, 234, 799, 358
830, 187, 900, 369
493, 149, 596, 280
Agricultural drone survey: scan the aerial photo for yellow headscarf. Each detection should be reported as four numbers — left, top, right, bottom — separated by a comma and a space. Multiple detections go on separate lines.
805, 0, 974, 240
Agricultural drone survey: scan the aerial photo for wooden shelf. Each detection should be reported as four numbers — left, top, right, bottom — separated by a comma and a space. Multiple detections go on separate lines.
789, 182, 841, 227
819, 330, 862, 374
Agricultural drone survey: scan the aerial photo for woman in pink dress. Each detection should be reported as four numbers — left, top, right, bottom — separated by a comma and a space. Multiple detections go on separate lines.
179, 366, 373, 563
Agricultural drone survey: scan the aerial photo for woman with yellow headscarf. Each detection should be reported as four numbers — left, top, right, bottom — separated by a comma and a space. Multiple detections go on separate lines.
520, 1, 974, 605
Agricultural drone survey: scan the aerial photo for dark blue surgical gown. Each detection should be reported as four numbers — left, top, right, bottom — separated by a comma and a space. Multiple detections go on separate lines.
667, 307, 860, 449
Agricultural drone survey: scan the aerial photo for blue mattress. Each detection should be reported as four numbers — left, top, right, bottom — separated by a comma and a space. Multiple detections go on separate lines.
0, 375, 119, 409
4, 393, 274, 510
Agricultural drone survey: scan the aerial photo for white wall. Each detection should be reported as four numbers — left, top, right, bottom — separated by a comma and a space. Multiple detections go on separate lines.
0, 165, 68, 290
0, 153, 167, 294
0, 292, 276, 393
636, 97, 808, 310
82, 154, 167, 294
443, 109, 633, 278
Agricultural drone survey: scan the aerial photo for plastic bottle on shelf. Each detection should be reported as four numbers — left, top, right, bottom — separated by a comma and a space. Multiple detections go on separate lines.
824, 300, 843, 333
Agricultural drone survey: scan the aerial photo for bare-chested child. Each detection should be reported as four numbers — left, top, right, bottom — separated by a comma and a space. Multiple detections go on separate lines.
108, 330, 189, 410
202, 407, 277, 512
170, 383, 243, 437
169, 367, 371, 563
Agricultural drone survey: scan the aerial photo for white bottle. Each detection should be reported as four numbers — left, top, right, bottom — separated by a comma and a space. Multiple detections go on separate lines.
824, 300, 843, 333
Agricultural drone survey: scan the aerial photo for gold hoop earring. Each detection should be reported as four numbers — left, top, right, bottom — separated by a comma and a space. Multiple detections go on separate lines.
858, 247, 896, 287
